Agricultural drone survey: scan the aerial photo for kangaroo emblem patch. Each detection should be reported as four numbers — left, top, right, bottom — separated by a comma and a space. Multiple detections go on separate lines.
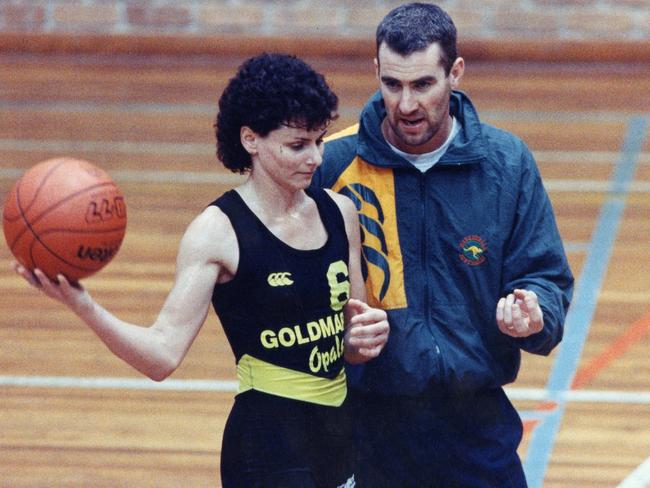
459, 235, 487, 266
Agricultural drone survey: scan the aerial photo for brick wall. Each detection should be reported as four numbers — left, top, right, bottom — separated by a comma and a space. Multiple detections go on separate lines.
1, 0, 649, 42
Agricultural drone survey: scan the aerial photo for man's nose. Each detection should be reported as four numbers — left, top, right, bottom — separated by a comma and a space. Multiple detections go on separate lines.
398, 89, 418, 114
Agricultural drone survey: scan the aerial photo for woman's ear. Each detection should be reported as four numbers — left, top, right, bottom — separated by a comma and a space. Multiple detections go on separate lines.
240, 126, 258, 155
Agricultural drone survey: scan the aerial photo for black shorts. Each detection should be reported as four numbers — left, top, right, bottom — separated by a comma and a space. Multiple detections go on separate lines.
220, 389, 355, 488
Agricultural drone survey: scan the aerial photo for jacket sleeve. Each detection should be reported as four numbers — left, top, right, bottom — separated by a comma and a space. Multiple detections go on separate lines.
502, 143, 574, 355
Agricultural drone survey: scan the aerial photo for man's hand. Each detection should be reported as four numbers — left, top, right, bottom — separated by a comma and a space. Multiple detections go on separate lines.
496, 289, 544, 338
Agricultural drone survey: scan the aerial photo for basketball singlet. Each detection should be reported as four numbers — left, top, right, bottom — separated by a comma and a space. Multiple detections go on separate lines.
210, 187, 356, 488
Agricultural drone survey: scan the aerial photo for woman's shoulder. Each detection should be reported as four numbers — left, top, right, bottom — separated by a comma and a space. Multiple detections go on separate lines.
322, 189, 360, 238
180, 204, 237, 261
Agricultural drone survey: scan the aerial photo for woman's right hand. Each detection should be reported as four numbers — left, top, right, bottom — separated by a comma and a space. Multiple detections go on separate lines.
12, 261, 93, 315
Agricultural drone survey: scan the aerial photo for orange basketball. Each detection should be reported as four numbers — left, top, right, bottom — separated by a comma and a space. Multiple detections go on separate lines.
2, 157, 127, 281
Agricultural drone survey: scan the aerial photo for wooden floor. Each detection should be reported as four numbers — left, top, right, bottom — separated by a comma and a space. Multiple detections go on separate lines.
1, 50, 649, 487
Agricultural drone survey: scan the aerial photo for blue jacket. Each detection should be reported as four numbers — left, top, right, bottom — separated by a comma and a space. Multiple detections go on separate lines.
313, 90, 574, 395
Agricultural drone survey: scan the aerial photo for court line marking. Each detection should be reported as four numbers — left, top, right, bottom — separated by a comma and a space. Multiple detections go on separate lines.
572, 311, 650, 389
562, 241, 590, 253
617, 456, 650, 488
0, 375, 649, 404
523, 115, 649, 488
506, 387, 650, 404
0, 375, 238, 391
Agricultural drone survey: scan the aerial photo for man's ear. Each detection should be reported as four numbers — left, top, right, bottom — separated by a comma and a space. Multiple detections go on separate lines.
449, 57, 465, 88
240, 126, 258, 155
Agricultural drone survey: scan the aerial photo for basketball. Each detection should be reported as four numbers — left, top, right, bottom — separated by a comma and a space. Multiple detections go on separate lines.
2, 157, 127, 281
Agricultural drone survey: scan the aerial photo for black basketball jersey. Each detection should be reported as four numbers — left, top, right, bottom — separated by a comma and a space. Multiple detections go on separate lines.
210, 187, 351, 406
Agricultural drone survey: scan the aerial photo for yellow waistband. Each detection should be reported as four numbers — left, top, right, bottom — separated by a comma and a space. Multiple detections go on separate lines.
236, 354, 347, 407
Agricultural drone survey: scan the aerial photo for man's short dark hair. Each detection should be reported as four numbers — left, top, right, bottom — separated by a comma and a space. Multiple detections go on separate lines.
376, 2, 458, 74
215, 53, 338, 174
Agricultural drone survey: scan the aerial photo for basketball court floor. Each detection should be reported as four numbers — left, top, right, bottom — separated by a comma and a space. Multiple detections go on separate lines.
0, 50, 649, 487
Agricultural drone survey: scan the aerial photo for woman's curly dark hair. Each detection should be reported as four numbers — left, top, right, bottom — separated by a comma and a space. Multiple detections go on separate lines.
215, 53, 339, 173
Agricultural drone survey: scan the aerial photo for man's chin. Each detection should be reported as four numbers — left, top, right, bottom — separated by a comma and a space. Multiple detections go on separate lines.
395, 133, 430, 150
384, 120, 432, 151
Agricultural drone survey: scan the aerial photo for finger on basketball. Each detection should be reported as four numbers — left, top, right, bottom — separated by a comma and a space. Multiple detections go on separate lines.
14, 261, 40, 288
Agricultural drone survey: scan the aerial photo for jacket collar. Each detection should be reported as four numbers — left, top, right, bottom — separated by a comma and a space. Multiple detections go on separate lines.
357, 90, 488, 168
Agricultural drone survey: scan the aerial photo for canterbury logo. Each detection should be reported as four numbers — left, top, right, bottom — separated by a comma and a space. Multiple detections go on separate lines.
267, 272, 294, 287
339, 183, 390, 301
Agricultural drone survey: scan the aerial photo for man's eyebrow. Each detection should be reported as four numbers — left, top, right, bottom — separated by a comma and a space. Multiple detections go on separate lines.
380, 75, 437, 84
412, 75, 436, 82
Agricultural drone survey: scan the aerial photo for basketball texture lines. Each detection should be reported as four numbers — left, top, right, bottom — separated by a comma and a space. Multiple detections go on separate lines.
2, 157, 127, 281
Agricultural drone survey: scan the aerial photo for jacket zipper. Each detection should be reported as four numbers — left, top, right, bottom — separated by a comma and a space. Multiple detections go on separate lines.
420, 173, 444, 381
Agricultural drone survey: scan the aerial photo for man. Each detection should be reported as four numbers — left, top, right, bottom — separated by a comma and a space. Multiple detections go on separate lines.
313, 3, 574, 487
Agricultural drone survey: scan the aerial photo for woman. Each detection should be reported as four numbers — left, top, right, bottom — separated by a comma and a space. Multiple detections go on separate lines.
14, 53, 389, 487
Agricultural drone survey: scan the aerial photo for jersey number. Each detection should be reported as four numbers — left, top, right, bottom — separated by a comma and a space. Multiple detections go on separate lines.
327, 260, 350, 312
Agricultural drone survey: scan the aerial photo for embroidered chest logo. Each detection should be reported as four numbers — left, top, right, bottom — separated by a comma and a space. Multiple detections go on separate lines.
459, 235, 487, 266
267, 272, 294, 287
